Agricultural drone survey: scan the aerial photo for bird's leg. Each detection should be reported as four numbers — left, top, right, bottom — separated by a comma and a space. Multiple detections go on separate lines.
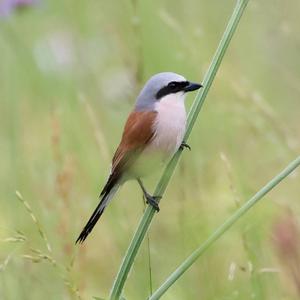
180, 141, 191, 151
137, 179, 161, 212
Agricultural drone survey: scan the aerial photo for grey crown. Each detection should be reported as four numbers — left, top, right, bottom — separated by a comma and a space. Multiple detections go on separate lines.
135, 72, 186, 111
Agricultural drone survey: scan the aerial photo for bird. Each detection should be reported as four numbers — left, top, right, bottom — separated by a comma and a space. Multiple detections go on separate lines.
76, 72, 202, 243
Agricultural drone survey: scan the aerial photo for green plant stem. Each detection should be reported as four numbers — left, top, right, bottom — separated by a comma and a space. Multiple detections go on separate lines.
149, 156, 300, 299
109, 0, 250, 299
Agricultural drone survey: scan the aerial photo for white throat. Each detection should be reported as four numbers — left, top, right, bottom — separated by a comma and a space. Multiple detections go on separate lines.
159, 92, 185, 106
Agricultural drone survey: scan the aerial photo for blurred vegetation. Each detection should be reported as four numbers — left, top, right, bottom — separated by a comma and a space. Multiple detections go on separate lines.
0, 0, 300, 299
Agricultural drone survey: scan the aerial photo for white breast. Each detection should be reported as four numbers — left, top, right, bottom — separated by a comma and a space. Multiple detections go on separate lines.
129, 93, 187, 178
148, 93, 186, 157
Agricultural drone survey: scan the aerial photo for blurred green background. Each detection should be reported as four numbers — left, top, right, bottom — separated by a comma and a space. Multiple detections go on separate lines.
1, 0, 300, 299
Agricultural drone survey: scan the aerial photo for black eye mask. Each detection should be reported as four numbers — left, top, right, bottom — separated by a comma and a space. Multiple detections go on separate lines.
156, 81, 189, 99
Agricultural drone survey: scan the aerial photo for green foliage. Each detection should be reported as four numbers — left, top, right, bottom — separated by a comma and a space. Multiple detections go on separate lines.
0, 0, 300, 300
150, 156, 300, 299
109, 1, 250, 299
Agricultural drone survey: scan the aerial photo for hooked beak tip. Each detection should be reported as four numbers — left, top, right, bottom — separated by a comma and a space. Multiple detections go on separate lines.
184, 82, 203, 92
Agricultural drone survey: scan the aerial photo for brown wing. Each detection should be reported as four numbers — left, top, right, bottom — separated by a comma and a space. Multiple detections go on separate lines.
112, 111, 157, 170
100, 110, 157, 196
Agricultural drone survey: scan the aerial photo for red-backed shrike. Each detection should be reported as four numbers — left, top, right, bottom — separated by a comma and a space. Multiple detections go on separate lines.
76, 72, 202, 243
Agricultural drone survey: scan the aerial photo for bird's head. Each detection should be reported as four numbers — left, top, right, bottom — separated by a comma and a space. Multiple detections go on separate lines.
135, 72, 202, 111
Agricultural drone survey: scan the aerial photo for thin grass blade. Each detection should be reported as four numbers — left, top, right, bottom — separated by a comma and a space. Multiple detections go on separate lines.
149, 156, 300, 299
109, 0, 250, 299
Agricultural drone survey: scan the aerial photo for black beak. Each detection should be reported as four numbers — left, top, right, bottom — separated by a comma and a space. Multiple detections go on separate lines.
184, 82, 203, 92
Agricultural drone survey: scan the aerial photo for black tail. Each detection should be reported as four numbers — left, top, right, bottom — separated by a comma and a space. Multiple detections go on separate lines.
76, 181, 119, 244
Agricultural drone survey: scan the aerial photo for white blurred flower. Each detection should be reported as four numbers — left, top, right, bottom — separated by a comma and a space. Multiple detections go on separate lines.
33, 31, 75, 74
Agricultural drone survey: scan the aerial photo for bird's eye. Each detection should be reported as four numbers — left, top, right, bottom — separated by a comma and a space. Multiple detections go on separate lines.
168, 82, 177, 88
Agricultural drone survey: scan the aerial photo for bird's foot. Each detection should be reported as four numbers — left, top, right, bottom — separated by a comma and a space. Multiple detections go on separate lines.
144, 194, 161, 212
180, 141, 191, 151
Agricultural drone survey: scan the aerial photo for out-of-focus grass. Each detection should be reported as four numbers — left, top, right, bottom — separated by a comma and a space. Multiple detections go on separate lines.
0, 0, 300, 299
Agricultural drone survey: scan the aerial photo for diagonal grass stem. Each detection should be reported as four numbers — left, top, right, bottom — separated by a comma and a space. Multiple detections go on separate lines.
109, 0, 250, 299
149, 156, 300, 299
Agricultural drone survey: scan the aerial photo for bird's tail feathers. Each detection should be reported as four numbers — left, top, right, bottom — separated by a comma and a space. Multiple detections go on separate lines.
76, 183, 119, 244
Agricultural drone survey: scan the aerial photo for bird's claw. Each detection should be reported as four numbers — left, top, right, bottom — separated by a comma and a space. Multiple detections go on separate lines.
144, 194, 161, 212
180, 141, 191, 151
